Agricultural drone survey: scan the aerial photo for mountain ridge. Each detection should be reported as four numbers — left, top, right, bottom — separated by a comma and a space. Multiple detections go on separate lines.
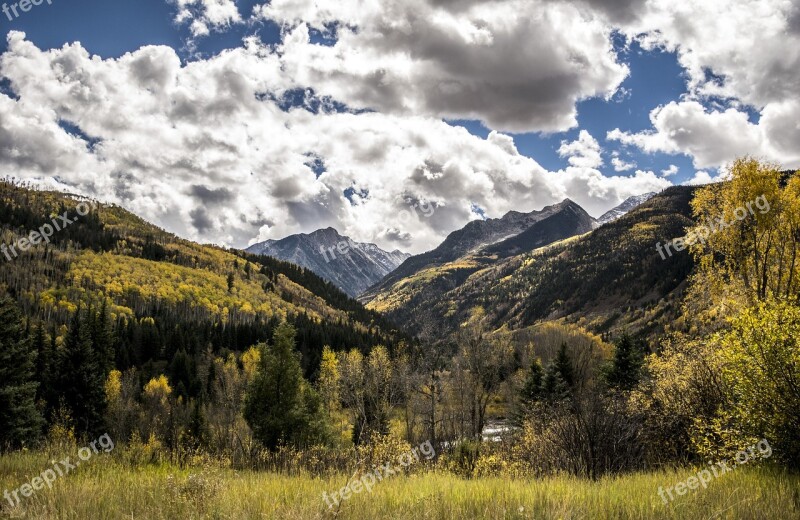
364, 187, 697, 341
247, 228, 410, 298
597, 192, 657, 225
361, 198, 595, 302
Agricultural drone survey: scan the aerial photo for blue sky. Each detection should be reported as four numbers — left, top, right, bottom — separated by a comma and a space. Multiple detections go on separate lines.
2, 0, 699, 183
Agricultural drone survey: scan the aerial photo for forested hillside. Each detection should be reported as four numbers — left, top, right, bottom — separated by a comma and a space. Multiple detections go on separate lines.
0, 181, 404, 380
366, 186, 697, 340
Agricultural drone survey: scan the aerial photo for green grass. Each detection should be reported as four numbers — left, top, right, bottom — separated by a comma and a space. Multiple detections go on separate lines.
1, 452, 798, 519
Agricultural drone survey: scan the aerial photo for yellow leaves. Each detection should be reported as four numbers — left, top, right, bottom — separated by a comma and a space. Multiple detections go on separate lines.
689, 157, 800, 310
367, 345, 393, 390
630, 222, 658, 236
105, 370, 122, 403
319, 346, 341, 412
144, 374, 173, 405
65, 250, 305, 321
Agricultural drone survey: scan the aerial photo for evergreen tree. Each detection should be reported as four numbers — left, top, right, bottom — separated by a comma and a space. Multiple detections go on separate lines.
32, 322, 50, 406
0, 295, 43, 450
243, 322, 329, 449
521, 357, 544, 403
169, 349, 194, 400
89, 301, 115, 377
541, 360, 571, 400
553, 342, 575, 389
187, 400, 209, 448
58, 308, 107, 436
604, 334, 646, 391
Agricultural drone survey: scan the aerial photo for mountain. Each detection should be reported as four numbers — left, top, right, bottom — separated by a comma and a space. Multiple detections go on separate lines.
246, 228, 410, 298
364, 187, 697, 341
596, 192, 657, 225
483, 199, 595, 258
362, 199, 594, 301
0, 181, 405, 376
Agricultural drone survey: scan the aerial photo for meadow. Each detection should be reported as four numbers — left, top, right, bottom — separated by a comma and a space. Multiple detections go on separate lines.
1, 451, 798, 519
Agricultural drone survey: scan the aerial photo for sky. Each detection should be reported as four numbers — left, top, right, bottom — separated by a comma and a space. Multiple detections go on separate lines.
0, 0, 798, 254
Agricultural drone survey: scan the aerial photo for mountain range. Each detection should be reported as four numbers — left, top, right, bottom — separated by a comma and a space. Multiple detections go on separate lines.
247, 228, 410, 298
361, 199, 597, 302
361, 187, 695, 341
246, 194, 656, 301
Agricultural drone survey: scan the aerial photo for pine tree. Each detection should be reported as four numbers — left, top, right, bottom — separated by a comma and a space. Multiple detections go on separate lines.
187, 400, 209, 448
541, 360, 571, 400
553, 342, 575, 388
0, 295, 43, 450
521, 357, 544, 403
243, 322, 329, 449
89, 301, 115, 377
604, 334, 645, 391
58, 308, 107, 436
32, 322, 50, 406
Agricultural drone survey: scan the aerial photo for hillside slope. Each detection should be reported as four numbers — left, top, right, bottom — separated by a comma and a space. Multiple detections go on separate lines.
0, 181, 403, 374
365, 187, 697, 340
362, 199, 595, 302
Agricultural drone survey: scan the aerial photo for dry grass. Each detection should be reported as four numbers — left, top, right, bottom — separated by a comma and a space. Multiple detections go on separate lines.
2, 451, 799, 519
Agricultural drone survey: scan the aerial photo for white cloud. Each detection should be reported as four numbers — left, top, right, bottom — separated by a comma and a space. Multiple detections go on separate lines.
257, 0, 629, 133
660, 164, 679, 177
554, 131, 670, 215
608, 101, 768, 169
559, 130, 603, 169
611, 151, 636, 172
611, 0, 800, 170
683, 170, 727, 186
626, 0, 799, 109
169, 0, 242, 37
0, 33, 668, 254
608, 100, 800, 170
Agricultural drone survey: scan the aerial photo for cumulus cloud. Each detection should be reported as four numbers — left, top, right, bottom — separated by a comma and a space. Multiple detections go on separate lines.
554, 131, 670, 216
558, 130, 603, 169
608, 100, 800, 169
257, 0, 629, 132
626, 0, 799, 108
169, 0, 242, 37
611, 151, 636, 172
660, 164, 679, 177
608, 101, 762, 169
611, 0, 800, 169
683, 170, 727, 186
0, 33, 668, 254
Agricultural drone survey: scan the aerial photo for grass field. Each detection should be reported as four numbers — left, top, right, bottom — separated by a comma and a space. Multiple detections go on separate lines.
2, 452, 799, 519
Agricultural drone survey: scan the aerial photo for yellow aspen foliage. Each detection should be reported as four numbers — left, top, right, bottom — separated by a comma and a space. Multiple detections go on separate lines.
241, 346, 261, 382
143, 375, 172, 405
318, 346, 340, 412
105, 370, 122, 404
